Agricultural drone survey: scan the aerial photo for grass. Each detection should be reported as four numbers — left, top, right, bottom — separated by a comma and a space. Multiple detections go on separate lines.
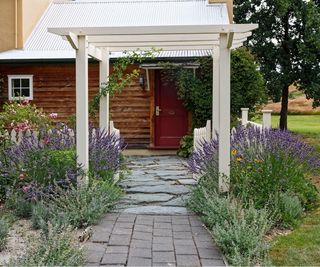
269, 207, 320, 266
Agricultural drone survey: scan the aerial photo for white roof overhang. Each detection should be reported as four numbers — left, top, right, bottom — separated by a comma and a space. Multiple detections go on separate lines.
48, 24, 258, 59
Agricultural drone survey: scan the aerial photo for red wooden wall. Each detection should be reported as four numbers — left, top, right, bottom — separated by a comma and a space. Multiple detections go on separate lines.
0, 62, 151, 146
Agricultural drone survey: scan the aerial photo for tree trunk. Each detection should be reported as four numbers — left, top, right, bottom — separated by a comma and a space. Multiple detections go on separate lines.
279, 85, 289, 130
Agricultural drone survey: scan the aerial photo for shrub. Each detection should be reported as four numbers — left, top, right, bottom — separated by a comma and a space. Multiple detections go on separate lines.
177, 135, 194, 158
274, 192, 303, 228
0, 218, 9, 251
0, 101, 52, 132
167, 48, 266, 128
188, 126, 319, 214
5, 192, 33, 218
188, 176, 273, 266
32, 181, 122, 229
89, 129, 123, 182
12, 225, 84, 266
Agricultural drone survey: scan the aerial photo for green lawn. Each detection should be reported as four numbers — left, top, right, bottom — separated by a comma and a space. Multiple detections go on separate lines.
270, 208, 320, 266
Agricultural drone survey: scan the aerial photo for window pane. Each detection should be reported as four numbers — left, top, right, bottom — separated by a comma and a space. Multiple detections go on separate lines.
12, 79, 20, 88
21, 88, 30, 97
13, 89, 21, 97
21, 79, 30, 87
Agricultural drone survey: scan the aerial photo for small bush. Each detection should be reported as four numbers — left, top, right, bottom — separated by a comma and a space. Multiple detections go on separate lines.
5, 192, 33, 218
12, 225, 84, 266
32, 181, 122, 229
188, 176, 273, 266
0, 218, 9, 251
0, 101, 52, 132
274, 192, 304, 228
177, 135, 193, 158
89, 129, 123, 182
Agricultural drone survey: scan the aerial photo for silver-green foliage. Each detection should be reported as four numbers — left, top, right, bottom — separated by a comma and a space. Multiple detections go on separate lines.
32, 180, 122, 229
0, 218, 9, 251
12, 226, 84, 266
188, 177, 273, 266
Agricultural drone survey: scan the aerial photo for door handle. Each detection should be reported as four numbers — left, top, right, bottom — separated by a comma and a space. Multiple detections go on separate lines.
156, 106, 162, 116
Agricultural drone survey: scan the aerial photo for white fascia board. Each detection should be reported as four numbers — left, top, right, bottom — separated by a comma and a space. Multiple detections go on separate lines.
91, 41, 219, 48
48, 24, 259, 36
88, 34, 220, 43
107, 45, 215, 52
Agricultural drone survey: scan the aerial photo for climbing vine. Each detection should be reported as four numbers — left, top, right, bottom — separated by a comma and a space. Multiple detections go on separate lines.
89, 48, 160, 117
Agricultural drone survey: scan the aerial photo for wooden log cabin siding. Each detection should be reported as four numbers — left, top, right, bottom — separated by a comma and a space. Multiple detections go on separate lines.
0, 62, 152, 146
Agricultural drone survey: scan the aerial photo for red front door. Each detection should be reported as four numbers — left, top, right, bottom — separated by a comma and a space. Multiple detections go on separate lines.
155, 70, 188, 148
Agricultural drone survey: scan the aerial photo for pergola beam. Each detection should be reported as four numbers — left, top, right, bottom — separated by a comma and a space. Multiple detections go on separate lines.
49, 24, 258, 36
88, 44, 102, 61
66, 32, 78, 50
88, 32, 252, 43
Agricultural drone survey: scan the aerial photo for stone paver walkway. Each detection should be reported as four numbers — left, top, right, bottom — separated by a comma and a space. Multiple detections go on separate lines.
85, 156, 226, 267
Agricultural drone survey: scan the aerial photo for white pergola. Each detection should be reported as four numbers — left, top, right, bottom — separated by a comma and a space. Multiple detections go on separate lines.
49, 24, 258, 191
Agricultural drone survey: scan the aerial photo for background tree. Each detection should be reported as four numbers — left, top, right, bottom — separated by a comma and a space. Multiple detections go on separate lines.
234, 0, 320, 130
171, 47, 266, 128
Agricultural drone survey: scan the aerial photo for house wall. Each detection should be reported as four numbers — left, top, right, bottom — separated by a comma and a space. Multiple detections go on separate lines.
0, 62, 151, 146
0, 0, 51, 52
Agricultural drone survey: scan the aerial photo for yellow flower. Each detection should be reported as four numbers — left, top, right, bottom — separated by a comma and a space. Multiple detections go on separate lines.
231, 149, 237, 156
254, 159, 263, 163
236, 157, 242, 162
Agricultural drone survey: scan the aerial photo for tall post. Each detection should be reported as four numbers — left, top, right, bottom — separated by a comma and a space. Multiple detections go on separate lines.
218, 33, 231, 192
76, 35, 89, 186
212, 46, 220, 139
99, 47, 110, 130
262, 109, 272, 129
241, 108, 249, 126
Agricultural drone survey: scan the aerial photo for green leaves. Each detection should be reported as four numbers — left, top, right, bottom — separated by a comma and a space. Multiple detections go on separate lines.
234, 0, 320, 127
89, 48, 160, 117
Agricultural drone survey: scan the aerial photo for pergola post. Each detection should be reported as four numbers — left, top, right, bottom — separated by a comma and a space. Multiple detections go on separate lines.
99, 47, 110, 131
212, 46, 220, 140
218, 33, 231, 192
76, 35, 89, 185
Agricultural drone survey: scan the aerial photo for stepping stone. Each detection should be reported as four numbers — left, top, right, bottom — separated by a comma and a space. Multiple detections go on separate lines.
121, 193, 174, 204
178, 179, 197, 185
121, 205, 190, 215
161, 196, 187, 207
126, 185, 190, 195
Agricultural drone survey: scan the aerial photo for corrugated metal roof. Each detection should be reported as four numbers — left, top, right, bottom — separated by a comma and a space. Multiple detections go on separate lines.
0, 0, 227, 60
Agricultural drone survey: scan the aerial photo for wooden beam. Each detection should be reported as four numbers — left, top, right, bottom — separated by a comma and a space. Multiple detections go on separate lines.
227, 31, 234, 48
66, 32, 78, 50
48, 24, 259, 36
99, 47, 110, 130
76, 35, 89, 186
88, 44, 102, 61
218, 33, 231, 192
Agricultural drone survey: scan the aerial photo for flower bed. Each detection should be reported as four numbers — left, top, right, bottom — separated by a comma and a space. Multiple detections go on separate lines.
187, 126, 320, 265
0, 101, 124, 265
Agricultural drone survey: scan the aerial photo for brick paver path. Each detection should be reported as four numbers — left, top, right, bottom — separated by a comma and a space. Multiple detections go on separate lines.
85, 156, 226, 266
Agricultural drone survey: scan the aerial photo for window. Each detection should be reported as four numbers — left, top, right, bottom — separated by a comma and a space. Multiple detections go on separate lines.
8, 75, 33, 100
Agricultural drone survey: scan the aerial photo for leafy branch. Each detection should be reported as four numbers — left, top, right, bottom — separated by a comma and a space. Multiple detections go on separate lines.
89, 48, 160, 116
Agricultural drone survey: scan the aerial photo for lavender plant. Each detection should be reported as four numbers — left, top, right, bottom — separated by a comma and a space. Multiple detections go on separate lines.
0, 125, 123, 201
89, 128, 124, 182
188, 126, 319, 215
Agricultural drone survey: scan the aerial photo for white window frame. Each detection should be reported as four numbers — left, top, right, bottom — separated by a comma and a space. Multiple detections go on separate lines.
8, 75, 34, 100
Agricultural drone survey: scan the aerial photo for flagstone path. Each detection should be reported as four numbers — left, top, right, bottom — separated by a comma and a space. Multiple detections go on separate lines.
85, 156, 226, 267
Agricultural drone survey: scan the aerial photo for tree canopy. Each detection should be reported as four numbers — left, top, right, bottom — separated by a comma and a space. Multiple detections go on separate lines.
234, 0, 320, 129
